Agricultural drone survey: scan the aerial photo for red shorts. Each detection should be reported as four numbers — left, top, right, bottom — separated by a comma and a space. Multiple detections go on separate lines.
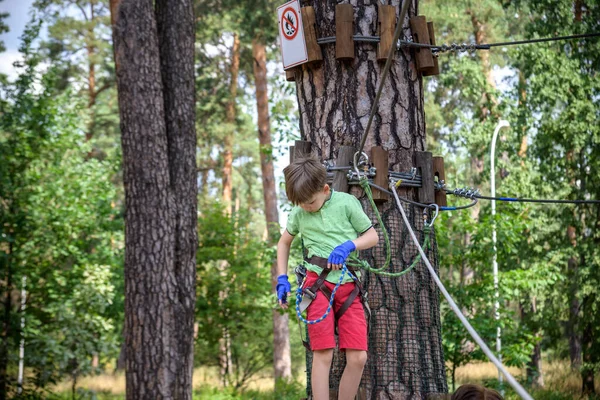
303, 271, 368, 352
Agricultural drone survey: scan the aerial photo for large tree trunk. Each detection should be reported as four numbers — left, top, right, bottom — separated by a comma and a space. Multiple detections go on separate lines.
110, 0, 197, 397
294, 1, 447, 398
252, 39, 292, 380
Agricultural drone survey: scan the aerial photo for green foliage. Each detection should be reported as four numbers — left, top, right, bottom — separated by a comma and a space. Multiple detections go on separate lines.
33, 0, 120, 157
0, 19, 122, 394
423, 0, 600, 394
196, 204, 274, 389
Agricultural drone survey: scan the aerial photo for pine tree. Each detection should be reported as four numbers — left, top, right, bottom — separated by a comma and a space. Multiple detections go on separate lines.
110, 0, 197, 396
291, 1, 447, 397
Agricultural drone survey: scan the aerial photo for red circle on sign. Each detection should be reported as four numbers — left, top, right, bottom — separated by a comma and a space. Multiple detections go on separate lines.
281, 7, 299, 41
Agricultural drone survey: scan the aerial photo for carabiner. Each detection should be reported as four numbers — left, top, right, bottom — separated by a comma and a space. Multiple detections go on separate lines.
426, 203, 439, 227
353, 151, 369, 176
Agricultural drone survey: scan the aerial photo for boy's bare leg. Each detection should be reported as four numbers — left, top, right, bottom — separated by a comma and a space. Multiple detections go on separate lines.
312, 349, 334, 400
338, 350, 367, 400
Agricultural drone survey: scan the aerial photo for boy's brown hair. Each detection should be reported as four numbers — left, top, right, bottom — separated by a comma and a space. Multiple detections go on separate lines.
451, 384, 503, 400
283, 156, 327, 205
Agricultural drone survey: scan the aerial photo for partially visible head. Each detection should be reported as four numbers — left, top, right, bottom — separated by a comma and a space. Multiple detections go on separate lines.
451, 384, 503, 400
283, 156, 330, 212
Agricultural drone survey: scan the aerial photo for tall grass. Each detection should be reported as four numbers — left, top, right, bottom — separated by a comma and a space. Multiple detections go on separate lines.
51, 367, 306, 399
51, 360, 600, 399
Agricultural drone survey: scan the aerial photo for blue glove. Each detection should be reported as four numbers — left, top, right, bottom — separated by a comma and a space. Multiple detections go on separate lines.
328, 240, 356, 265
276, 274, 291, 304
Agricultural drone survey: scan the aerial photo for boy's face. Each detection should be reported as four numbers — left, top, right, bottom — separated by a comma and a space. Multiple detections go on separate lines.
299, 184, 331, 213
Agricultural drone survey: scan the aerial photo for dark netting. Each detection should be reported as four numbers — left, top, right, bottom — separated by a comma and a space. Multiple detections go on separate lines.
303, 193, 447, 400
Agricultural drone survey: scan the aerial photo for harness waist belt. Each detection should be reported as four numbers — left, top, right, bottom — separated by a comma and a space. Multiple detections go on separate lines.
304, 256, 358, 272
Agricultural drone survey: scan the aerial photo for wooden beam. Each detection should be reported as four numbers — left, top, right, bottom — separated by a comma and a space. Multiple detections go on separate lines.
422, 21, 440, 76
301, 6, 323, 63
285, 68, 296, 82
371, 146, 389, 203
333, 146, 354, 193
433, 156, 447, 206
377, 5, 396, 62
415, 151, 434, 204
409, 16, 434, 71
335, 4, 354, 60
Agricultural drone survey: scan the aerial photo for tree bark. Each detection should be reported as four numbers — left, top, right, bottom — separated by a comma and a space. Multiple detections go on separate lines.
110, 0, 197, 397
252, 38, 292, 381
294, 1, 447, 397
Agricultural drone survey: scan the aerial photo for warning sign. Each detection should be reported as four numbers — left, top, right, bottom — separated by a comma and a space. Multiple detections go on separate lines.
277, 0, 308, 69
281, 7, 299, 40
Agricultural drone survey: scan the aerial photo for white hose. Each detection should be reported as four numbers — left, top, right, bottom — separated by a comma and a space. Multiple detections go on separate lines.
390, 184, 534, 400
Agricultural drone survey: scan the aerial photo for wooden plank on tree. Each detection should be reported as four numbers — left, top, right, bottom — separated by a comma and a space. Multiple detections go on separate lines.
415, 151, 434, 204
301, 6, 323, 63
409, 16, 434, 71
422, 21, 440, 76
371, 146, 389, 203
289, 145, 295, 163
433, 156, 447, 206
336, 4, 354, 60
377, 5, 396, 62
333, 145, 354, 193
285, 68, 296, 82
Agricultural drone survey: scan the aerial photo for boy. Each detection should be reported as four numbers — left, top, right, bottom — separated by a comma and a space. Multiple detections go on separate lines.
276, 156, 379, 400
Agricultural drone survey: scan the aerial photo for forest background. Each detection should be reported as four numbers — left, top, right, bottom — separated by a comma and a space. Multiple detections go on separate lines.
0, 0, 599, 399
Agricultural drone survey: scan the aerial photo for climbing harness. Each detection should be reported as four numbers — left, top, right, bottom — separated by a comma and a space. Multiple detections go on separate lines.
295, 264, 350, 325
294, 263, 367, 350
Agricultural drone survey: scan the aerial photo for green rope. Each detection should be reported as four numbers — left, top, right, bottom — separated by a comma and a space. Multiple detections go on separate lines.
346, 178, 432, 277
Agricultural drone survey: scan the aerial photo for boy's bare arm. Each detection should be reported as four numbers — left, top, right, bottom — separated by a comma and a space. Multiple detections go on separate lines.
277, 230, 295, 276
353, 227, 379, 251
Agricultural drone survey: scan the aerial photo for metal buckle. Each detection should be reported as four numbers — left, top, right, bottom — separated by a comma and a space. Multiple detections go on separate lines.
303, 288, 317, 300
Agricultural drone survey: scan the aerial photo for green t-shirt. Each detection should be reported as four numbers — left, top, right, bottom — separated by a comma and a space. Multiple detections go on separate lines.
286, 190, 373, 283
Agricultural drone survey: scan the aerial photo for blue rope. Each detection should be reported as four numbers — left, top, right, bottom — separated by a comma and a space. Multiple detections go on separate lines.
295, 265, 355, 325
